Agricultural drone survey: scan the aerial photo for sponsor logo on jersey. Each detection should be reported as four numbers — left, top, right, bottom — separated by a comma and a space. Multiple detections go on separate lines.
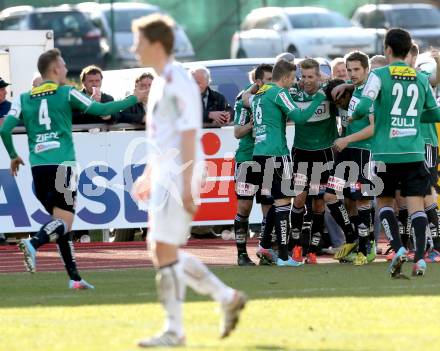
296, 101, 330, 122
255, 134, 266, 143
31, 82, 58, 98
238, 107, 248, 125
34, 141, 60, 153
36, 132, 59, 143
389, 128, 417, 138
389, 66, 417, 81
279, 91, 295, 111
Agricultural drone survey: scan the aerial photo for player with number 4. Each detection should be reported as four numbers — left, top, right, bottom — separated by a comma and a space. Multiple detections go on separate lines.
0, 48, 147, 289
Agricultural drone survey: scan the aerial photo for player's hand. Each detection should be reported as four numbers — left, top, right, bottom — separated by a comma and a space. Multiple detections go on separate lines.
132, 173, 151, 201
430, 47, 440, 61
334, 138, 349, 152
134, 88, 149, 103
182, 188, 198, 216
331, 84, 347, 101
10, 156, 24, 177
209, 111, 228, 125
91, 87, 102, 102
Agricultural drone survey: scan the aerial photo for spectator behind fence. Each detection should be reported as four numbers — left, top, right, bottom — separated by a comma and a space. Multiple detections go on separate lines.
331, 57, 349, 81
72, 65, 115, 124
116, 73, 154, 124
0, 77, 10, 245
0, 77, 11, 126
190, 66, 231, 127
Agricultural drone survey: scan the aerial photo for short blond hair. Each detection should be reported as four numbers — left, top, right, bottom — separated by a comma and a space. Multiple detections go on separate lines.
132, 14, 175, 55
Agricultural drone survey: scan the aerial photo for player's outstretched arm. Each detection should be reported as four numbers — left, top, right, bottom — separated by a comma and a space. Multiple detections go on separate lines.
285, 90, 326, 124
0, 115, 20, 160
69, 88, 145, 117
0, 115, 25, 176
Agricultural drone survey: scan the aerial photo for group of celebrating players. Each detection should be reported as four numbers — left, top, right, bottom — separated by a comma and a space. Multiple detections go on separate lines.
232, 28, 440, 278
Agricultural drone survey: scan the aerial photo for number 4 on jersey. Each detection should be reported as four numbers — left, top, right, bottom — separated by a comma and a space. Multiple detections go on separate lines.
39, 99, 52, 130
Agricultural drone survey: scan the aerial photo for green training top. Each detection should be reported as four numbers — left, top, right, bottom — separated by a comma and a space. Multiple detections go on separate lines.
289, 85, 338, 151
353, 62, 440, 163
251, 83, 325, 156
0, 81, 137, 166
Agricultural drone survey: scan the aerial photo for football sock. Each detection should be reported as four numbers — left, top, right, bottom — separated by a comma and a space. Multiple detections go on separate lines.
425, 203, 440, 250
309, 212, 324, 253
357, 206, 372, 256
289, 205, 304, 251
180, 251, 234, 304
327, 200, 356, 243
398, 207, 410, 249
56, 232, 81, 281
30, 219, 68, 249
234, 213, 249, 256
379, 206, 402, 252
156, 261, 185, 338
259, 205, 275, 249
411, 211, 428, 262
275, 205, 291, 261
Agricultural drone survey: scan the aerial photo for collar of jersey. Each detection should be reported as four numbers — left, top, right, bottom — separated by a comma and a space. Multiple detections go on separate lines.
31, 81, 58, 95
256, 83, 275, 95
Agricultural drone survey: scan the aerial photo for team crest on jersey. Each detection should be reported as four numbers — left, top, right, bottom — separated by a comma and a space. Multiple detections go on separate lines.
389, 66, 417, 81
31, 82, 58, 98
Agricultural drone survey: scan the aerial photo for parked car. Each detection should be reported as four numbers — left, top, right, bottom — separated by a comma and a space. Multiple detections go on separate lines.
77, 2, 195, 68
102, 58, 331, 109
0, 5, 107, 72
352, 3, 440, 52
231, 7, 377, 60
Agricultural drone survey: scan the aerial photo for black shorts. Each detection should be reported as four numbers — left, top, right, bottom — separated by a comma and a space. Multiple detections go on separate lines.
234, 161, 274, 205
32, 165, 78, 214
291, 147, 333, 197
376, 161, 431, 198
250, 155, 294, 200
326, 147, 375, 200
425, 144, 439, 188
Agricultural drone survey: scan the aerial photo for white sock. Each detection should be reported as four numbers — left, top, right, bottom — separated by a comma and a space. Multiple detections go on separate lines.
179, 251, 235, 304
156, 262, 186, 337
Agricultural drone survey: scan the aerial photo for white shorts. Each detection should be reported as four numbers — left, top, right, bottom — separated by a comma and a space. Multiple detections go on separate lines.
147, 185, 192, 246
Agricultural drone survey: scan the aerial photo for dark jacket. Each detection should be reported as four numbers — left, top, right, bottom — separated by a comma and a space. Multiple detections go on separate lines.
72, 89, 115, 124
116, 102, 146, 124
0, 100, 11, 118
202, 87, 229, 124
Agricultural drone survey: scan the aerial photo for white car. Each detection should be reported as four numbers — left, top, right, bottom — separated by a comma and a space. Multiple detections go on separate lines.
231, 7, 377, 59
77, 2, 194, 68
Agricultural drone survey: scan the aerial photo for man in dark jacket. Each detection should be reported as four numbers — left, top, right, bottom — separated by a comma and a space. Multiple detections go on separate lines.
72, 65, 115, 124
117, 72, 154, 124
190, 66, 230, 127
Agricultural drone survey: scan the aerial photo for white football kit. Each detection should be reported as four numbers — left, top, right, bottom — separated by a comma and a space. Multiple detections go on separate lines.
146, 61, 203, 245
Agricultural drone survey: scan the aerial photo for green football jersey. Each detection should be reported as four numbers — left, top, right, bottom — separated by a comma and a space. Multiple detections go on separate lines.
290, 85, 338, 151
234, 92, 254, 162
353, 62, 439, 163
346, 83, 372, 150
251, 83, 326, 156
418, 71, 438, 147
3, 81, 137, 166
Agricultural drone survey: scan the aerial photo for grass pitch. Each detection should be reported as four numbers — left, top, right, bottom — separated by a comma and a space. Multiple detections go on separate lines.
1, 263, 440, 351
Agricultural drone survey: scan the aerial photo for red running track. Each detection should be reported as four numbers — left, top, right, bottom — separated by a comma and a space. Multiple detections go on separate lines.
0, 239, 387, 274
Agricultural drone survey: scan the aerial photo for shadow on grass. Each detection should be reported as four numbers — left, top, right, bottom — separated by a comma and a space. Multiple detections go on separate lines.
1, 263, 440, 308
